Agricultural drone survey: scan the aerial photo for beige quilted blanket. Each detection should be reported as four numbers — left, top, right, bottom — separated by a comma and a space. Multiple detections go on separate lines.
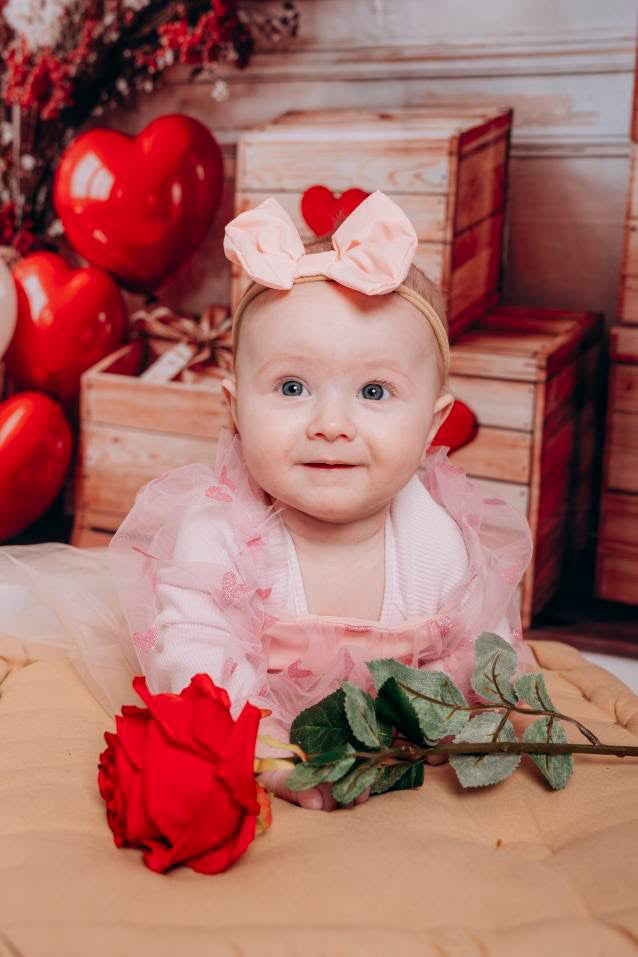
0, 638, 637, 956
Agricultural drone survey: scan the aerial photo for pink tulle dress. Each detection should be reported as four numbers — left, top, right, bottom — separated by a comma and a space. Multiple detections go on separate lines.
0, 426, 533, 756
109, 426, 533, 749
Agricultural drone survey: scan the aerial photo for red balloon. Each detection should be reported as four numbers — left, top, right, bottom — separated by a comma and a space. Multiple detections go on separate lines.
431, 398, 479, 452
54, 114, 224, 290
4, 252, 126, 402
0, 392, 72, 541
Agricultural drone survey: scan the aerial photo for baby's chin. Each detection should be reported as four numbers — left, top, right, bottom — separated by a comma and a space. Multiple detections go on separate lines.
275, 488, 385, 526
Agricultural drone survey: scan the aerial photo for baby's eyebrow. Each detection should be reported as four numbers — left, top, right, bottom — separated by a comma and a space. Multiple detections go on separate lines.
257, 355, 411, 380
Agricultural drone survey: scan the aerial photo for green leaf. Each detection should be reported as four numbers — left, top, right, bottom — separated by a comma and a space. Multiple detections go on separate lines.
342, 681, 382, 747
471, 632, 518, 705
286, 743, 357, 791
374, 676, 424, 744
370, 762, 424, 795
450, 712, 520, 788
523, 718, 573, 790
515, 673, 555, 711
374, 716, 394, 750
331, 760, 381, 804
368, 659, 470, 742
289, 688, 351, 756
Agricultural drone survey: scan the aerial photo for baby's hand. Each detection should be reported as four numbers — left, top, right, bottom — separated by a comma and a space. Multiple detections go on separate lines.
257, 767, 371, 812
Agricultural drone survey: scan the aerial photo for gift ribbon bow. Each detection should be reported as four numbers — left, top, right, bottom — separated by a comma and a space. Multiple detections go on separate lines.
130, 305, 233, 375
223, 190, 418, 295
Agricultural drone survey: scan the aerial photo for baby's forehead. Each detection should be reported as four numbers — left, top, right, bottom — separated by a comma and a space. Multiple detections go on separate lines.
240, 281, 437, 365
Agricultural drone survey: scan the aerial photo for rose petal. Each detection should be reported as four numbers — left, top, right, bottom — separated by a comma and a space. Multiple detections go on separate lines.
180, 673, 231, 710
115, 710, 150, 770
124, 769, 162, 845
132, 677, 213, 756
148, 774, 244, 872
142, 722, 216, 846
215, 703, 262, 811
191, 695, 236, 757
188, 813, 257, 875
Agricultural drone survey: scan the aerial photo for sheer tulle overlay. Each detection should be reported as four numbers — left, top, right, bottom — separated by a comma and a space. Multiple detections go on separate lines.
0, 427, 533, 752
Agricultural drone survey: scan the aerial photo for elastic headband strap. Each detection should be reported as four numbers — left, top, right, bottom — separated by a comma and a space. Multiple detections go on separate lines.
231, 277, 450, 375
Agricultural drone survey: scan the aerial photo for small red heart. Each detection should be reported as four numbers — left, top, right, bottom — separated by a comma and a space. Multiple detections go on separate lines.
431, 399, 478, 452
5, 252, 127, 402
0, 391, 72, 541
54, 114, 224, 290
301, 186, 370, 237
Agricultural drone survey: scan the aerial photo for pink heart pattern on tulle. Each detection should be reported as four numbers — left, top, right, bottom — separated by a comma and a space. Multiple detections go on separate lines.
132, 626, 159, 654
221, 571, 251, 606
287, 659, 313, 680
206, 485, 233, 503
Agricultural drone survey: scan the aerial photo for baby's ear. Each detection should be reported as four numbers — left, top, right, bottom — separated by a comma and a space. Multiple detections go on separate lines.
425, 392, 455, 446
220, 377, 240, 435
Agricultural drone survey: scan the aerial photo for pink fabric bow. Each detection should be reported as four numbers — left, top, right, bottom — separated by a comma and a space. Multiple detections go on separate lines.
223, 190, 418, 295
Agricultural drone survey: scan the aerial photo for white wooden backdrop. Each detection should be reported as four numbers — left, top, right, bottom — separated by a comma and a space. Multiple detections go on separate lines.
98, 0, 637, 327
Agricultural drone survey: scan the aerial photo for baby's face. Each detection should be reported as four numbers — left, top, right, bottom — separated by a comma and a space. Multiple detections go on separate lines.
222, 281, 453, 526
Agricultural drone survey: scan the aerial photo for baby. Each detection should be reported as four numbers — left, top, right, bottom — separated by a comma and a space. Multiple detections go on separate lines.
108, 191, 533, 813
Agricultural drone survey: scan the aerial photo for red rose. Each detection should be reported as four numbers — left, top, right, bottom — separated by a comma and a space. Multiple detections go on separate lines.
97, 673, 262, 874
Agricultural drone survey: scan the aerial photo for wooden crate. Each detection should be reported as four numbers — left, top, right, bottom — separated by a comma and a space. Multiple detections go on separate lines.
619, 142, 638, 324
448, 306, 605, 628
71, 344, 231, 547
595, 47, 638, 604
231, 105, 513, 341
596, 324, 638, 604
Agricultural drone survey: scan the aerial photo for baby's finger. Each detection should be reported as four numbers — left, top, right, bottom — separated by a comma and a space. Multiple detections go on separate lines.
317, 781, 339, 811
355, 787, 371, 804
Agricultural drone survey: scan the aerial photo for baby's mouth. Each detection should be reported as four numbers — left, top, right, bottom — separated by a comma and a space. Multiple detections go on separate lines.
304, 463, 357, 469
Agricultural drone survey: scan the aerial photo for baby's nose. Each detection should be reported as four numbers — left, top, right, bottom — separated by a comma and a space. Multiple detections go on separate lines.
307, 396, 356, 441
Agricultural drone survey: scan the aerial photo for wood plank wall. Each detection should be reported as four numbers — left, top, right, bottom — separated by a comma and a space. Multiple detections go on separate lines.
84, 0, 635, 328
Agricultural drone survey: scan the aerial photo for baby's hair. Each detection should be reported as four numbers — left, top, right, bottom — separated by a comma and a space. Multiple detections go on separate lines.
232, 207, 449, 385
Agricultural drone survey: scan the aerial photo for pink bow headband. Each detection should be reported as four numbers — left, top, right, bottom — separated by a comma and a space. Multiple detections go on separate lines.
223, 189, 450, 373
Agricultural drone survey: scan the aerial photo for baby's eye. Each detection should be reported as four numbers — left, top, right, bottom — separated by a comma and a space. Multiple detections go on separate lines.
279, 379, 308, 397
360, 381, 393, 401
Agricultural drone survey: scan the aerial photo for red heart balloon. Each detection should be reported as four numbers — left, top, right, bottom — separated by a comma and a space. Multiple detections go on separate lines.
54, 114, 223, 290
0, 391, 72, 541
431, 399, 478, 452
4, 252, 127, 402
301, 186, 370, 237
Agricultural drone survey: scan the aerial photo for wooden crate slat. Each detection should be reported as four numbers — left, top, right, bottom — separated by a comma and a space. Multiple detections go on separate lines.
596, 549, 638, 605
455, 136, 508, 232
599, 490, 638, 550
450, 426, 532, 484
606, 410, 638, 493
465, 477, 530, 513
610, 364, 638, 414
448, 374, 534, 430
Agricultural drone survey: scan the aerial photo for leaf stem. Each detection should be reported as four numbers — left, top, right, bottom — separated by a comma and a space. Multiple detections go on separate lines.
394, 680, 601, 746
353, 742, 638, 761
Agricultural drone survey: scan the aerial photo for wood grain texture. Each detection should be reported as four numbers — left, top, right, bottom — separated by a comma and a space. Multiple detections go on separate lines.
89, 3, 632, 321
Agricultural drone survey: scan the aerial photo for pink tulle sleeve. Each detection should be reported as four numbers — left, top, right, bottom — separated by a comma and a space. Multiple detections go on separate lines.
106, 447, 287, 750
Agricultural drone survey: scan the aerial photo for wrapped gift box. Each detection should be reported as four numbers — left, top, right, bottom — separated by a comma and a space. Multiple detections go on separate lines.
231, 105, 513, 340
448, 306, 604, 627
596, 324, 638, 604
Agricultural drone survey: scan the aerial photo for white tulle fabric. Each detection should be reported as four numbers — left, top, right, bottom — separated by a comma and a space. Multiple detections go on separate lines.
0, 427, 533, 756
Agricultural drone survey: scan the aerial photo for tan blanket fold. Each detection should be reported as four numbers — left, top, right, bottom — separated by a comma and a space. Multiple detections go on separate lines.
0, 637, 637, 957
